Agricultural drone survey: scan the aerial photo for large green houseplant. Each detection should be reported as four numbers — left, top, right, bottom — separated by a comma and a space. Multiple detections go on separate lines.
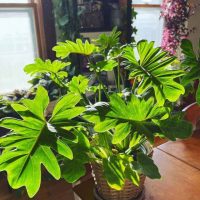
0, 31, 192, 199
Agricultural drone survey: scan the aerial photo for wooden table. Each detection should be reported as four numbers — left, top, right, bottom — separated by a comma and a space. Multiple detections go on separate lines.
74, 132, 200, 200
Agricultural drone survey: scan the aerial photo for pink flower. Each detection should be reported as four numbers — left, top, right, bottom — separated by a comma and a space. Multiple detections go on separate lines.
161, 0, 190, 55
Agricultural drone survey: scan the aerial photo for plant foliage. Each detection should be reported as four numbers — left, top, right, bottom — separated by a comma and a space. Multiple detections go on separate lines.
53, 39, 96, 59
0, 35, 193, 197
0, 86, 85, 197
84, 94, 192, 144
123, 40, 185, 105
181, 39, 200, 104
24, 58, 70, 88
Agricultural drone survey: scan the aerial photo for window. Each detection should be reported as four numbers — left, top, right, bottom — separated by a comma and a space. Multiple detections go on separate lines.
132, 0, 163, 46
0, 0, 45, 93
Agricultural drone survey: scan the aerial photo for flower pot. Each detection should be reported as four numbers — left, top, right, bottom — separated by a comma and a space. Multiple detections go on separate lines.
92, 141, 153, 200
183, 102, 200, 130
92, 163, 146, 200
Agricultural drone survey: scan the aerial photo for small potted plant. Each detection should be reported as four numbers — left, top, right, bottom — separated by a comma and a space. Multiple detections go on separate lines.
0, 30, 192, 200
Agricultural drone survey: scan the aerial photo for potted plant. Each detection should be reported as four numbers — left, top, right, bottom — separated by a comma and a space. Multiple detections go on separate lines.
0, 30, 192, 200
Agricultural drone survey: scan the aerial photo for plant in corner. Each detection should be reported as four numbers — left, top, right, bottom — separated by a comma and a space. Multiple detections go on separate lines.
0, 30, 193, 200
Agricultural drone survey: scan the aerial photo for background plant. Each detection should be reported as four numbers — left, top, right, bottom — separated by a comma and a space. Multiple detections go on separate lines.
161, 0, 190, 55
180, 38, 200, 104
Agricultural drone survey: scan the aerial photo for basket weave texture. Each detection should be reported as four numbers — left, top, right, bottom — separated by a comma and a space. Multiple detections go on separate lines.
92, 163, 146, 200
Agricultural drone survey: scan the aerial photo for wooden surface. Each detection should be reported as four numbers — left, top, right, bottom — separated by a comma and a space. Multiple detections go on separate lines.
74, 133, 200, 200
145, 150, 200, 200
158, 131, 200, 170
0, 178, 75, 200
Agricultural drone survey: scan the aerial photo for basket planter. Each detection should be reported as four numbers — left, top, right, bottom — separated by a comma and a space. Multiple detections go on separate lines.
91, 142, 153, 200
92, 163, 146, 200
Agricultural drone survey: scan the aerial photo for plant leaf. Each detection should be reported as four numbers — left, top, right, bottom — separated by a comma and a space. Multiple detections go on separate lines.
112, 122, 131, 144
96, 27, 121, 54
124, 165, 140, 186
84, 94, 170, 144
180, 39, 200, 86
123, 40, 185, 105
95, 60, 118, 72
137, 153, 161, 179
68, 75, 89, 94
24, 59, 69, 87
62, 129, 90, 183
62, 159, 86, 183
51, 93, 82, 120
53, 39, 96, 59
0, 87, 85, 197
158, 119, 193, 141
103, 156, 125, 190
196, 83, 200, 105
24, 58, 70, 75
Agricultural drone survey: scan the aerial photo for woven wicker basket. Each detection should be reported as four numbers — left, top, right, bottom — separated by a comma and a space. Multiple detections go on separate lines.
92, 163, 146, 200
92, 141, 153, 200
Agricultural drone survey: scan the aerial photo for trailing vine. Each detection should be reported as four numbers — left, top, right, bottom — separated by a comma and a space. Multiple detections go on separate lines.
161, 0, 190, 55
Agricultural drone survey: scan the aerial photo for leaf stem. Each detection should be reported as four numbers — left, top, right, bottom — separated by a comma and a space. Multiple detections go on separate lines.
98, 83, 102, 102
54, 73, 67, 89
117, 59, 121, 92
96, 72, 110, 101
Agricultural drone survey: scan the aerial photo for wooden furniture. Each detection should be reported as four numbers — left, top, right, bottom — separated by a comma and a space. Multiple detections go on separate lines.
73, 131, 200, 200
0, 178, 75, 200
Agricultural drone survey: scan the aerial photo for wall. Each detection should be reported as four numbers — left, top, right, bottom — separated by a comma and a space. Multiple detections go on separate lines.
188, 0, 200, 52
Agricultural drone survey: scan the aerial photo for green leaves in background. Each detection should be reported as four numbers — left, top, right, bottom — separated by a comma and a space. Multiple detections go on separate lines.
53, 39, 96, 59
89, 60, 118, 73
123, 40, 185, 105
24, 58, 70, 87
95, 27, 121, 54
68, 75, 89, 95
181, 39, 198, 69
181, 39, 200, 85
0, 86, 85, 197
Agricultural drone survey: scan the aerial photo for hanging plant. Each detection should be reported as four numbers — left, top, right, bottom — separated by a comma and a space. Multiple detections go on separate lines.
161, 0, 190, 55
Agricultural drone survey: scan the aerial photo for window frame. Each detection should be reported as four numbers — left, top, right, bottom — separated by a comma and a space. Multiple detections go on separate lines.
132, 2, 164, 48
0, 0, 47, 59
132, 4, 161, 8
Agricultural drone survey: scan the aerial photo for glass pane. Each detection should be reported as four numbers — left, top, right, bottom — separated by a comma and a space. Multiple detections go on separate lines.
132, 0, 162, 5
0, 8, 39, 93
133, 7, 163, 46
0, 0, 30, 3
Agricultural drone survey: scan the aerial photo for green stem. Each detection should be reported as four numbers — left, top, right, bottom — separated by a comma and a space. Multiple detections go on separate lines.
96, 72, 110, 101
117, 59, 121, 93
81, 93, 91, 106
98, 83, 102, 102
54, 73, 68, 89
